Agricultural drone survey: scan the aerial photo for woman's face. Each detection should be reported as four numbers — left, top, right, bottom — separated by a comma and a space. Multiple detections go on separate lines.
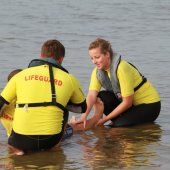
89, 47, 110, 70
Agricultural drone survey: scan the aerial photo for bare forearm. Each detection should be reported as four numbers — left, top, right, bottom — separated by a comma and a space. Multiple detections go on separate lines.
84, 90, 98, 117
103, 96, 133, 123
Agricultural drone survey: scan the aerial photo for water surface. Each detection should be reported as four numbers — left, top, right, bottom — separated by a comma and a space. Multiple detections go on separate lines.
0, 0, 170, 169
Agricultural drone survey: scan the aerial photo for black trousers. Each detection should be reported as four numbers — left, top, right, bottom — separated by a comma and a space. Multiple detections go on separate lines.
98, 91, 161, 127
8, 110, 69, 152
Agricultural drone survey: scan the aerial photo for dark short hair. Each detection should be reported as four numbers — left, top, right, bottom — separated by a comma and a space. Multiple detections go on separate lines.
8, 69, 22, 81
41, 39, 65, 60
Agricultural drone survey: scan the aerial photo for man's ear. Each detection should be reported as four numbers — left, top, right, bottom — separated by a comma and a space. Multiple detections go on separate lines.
58, 57, 64, 64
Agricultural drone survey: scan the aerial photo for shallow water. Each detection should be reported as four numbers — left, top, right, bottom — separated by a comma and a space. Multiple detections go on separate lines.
0, 0, 170, 169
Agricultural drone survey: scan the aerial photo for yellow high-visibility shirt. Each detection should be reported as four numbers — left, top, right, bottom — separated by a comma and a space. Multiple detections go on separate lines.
1, 65, 85, 135
89, 60, 160, 105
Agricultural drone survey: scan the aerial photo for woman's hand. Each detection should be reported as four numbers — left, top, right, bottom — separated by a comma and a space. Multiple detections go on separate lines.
69, 113, 87, 128
75, 113, 87, 128
95, 117, 107, 126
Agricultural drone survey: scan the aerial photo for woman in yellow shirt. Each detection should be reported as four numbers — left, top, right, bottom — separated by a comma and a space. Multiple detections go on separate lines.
72, 38, 161, 129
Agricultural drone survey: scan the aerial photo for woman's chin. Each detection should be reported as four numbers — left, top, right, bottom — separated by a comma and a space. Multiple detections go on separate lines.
96, 66, 102, 69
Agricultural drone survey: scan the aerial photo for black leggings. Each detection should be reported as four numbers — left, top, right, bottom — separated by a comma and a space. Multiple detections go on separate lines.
8, 110, 69, 152
8, 131, 63, 152
98, 91, 161, 127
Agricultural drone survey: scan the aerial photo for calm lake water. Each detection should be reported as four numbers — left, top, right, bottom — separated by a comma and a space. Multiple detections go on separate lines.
0, 0, 170, 169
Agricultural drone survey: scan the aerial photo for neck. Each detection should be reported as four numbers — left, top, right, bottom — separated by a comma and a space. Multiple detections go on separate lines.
42, 58, 60, 65
104, 57, 111, 71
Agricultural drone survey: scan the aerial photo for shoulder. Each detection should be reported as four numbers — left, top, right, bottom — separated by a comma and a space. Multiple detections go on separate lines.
118, 60, 132, 70
117, 60, 135, 77
119, 60, 129, 67
68, 74, 81, 85
91, 67, 97, 75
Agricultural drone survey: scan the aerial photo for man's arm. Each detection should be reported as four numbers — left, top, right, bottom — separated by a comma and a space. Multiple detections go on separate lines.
66, 99, 87, 113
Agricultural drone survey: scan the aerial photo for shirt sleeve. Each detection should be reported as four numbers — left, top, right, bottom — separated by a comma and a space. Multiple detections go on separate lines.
89, 67, 101, 92
69, 74, 86, 104
1, 77, 17, 103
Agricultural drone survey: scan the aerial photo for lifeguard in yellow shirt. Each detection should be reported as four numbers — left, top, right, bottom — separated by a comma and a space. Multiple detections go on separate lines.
0, 39, 87, 155
70, 38, 161, 130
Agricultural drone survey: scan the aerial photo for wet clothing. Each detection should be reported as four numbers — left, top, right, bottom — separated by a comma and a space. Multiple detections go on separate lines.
8, 124, 73, 152
89, 57, 161, 127
0, 58, 86, 151
8, 116, 73, 152
8, 129, 63, 152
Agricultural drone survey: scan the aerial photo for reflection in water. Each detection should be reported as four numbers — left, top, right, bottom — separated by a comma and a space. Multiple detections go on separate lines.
0, 122, 164, 169
0, 0, 169, 169
0, 140, 12, 169
77, 123, 162, 169
0, 149, 66, 170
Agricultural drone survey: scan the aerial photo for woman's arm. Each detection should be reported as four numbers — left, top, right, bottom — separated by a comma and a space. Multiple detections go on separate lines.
77, 90, 99, 127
